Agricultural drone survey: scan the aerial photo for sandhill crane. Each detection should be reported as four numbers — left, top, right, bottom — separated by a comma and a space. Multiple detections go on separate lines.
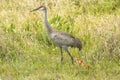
31, 6, 82, 64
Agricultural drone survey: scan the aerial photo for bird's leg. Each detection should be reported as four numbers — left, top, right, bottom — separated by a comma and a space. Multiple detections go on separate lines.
60, 47, 63, 63
65, 48, 74, 64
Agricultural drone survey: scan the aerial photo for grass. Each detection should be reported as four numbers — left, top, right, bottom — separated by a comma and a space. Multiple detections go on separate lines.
0, 0, 120, 80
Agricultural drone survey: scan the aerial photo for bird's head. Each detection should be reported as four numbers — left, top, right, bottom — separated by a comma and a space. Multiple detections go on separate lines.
30, 5, 46, 12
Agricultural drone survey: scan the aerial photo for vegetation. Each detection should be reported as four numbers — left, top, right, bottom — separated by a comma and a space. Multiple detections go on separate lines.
0, 0, 120, 80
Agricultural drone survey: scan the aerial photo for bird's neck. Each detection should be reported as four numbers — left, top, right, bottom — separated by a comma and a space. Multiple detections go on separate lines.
43, 10, 53, 34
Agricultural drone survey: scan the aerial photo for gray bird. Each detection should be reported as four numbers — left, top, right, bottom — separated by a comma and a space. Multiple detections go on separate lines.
31, 6, 82, 64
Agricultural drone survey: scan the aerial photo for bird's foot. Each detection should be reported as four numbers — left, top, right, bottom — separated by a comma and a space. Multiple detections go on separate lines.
71, 57, 74, 64
60, 57, 63, 64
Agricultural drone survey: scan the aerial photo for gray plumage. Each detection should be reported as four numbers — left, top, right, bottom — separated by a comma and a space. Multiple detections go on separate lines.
31, 6, 82, 64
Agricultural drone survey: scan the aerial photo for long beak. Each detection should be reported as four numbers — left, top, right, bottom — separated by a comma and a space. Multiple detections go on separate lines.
30, 7, 40, 12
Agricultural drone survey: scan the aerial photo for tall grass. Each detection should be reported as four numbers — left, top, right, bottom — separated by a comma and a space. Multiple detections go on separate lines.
0, 0, 120, 80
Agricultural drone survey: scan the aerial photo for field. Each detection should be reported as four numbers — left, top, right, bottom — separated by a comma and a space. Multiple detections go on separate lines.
0, 0, 120, 80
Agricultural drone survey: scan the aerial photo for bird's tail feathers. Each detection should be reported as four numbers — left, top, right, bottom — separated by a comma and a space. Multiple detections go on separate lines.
74, 38, 82, 51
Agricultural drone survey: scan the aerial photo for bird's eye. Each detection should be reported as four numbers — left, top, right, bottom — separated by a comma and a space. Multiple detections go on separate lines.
39, 5, 43, 8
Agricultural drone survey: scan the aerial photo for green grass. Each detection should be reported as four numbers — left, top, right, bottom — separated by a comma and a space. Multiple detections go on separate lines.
0, 0, 120, 80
